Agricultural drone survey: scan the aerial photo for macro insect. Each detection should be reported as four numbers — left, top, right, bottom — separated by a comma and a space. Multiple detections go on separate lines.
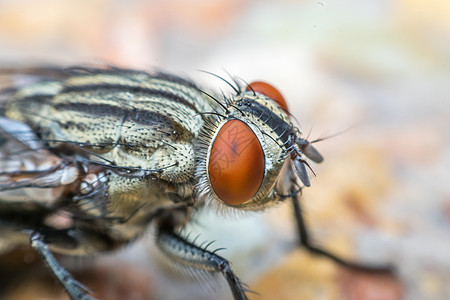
0, 66, 391, 300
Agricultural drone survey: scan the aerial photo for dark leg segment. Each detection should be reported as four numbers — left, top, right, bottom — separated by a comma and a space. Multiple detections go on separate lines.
291, 195, 393, 273
156, 228, 248, 300
30, 231, 95, 300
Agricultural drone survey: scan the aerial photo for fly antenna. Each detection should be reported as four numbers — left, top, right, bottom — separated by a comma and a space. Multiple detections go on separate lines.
309, 125, 357, 144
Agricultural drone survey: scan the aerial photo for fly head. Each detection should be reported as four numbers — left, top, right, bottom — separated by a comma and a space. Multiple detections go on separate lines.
195, 80, 324, 212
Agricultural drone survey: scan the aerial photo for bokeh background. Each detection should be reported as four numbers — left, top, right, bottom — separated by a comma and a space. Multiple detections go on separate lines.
0, 0, 449, 299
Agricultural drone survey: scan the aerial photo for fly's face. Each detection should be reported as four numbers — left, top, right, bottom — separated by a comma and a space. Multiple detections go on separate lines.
196, 81, 323, 211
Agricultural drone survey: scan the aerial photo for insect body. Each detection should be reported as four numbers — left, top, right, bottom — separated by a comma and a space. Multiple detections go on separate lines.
0, 67, 390, 300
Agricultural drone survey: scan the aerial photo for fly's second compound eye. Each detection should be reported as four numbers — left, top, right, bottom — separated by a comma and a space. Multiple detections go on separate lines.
247, 81, 289, 113
208, 119, 264, 206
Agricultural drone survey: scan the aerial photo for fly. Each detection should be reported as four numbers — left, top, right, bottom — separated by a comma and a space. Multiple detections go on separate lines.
0, 66, 392, 300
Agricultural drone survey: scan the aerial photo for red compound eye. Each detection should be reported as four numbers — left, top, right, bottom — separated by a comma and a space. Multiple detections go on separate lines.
247, 81, 289, 113
208, 119, 264, 206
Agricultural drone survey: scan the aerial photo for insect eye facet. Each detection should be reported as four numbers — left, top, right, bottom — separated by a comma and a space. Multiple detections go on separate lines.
208, 119, 264, 206
247, 81, 289, 113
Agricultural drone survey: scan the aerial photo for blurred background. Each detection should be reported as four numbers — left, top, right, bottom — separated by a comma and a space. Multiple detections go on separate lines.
0, 0, 449, 299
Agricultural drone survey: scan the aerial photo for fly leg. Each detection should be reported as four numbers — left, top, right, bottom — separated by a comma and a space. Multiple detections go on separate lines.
156, 228, 248, 300
30, 230, 99, 300
291, 194, 393, 273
